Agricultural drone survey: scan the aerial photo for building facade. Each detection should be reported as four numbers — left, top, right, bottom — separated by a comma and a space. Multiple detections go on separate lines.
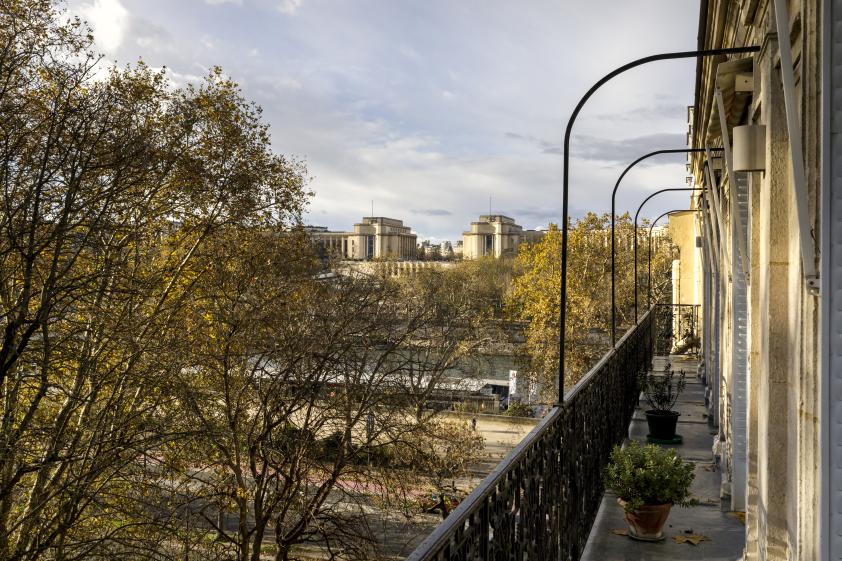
462, 215, 543, 259
668, 211, 704, 308
680, 1, 841, 559
339, 259, 455, 278
307, 217, 416, 260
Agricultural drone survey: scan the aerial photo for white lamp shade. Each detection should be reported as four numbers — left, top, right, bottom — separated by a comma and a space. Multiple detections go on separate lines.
733, 124, 766, 171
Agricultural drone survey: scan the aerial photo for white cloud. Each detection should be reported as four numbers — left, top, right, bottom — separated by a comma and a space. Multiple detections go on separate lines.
69, 0, 701, 238
278, 0, 303, 15
151, 67, 204, 89
79, 0, 129, 54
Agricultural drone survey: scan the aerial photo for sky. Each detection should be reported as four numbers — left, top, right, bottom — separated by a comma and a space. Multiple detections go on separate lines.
67, 0, 701, 243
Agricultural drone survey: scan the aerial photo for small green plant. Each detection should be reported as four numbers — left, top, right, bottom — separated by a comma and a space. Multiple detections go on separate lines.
639, 363, 686, 411
604, 442, 695, 512
504, 401, 533, 418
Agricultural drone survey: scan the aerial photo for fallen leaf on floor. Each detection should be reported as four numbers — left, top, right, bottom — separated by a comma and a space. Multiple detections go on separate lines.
611, 529, 628, 536
673, 533, 710, 545
730, 511, 746, 524
703, 464, 716, 472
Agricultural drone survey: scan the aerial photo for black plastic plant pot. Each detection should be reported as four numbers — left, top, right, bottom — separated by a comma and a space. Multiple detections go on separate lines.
645, 410, 680, 440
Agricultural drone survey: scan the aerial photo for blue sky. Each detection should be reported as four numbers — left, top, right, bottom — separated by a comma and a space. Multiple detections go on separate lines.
68, 0, 701, 242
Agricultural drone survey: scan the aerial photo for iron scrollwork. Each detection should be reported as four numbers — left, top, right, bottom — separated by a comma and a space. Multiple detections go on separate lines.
654, 303, 700, 356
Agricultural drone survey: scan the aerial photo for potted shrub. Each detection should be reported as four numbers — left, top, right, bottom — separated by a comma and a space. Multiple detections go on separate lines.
639, 363, 686, 441
604, 442, 695, 540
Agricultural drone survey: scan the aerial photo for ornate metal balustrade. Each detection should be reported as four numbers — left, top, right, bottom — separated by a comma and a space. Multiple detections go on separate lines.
654, 303, 700, 356
405, 310, 653, 561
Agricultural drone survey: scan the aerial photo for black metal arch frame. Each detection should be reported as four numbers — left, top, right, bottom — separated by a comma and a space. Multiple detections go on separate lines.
404, 45, 764, 561
609, 147, 723, 344
559, 46, 759, 402
632, 187, 703, 321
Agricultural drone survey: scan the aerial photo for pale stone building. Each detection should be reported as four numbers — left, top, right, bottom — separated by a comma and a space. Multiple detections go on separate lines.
338, 259, 455, 278
307, 217, 416, 260
441, 241, 454, 258
462, 215, 543, 259
678, 1, 841, 559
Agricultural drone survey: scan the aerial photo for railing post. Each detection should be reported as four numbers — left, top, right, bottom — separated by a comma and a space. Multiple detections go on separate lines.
479, 502, 488, 560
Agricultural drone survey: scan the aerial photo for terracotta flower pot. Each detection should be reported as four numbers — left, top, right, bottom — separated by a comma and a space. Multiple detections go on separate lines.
618, 499, 672, 541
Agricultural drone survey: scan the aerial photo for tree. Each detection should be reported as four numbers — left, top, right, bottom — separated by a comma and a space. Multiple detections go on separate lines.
0, 4, 495, 560
391, 265, 498, 421
507, 213, 672, 394
456, 257, 514, 319
173, 254, 491, 560
0, 2, 308, 558
402, 421, 484, 520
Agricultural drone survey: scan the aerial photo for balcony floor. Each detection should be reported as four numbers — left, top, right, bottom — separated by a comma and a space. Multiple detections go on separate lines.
581, 356, 746, 561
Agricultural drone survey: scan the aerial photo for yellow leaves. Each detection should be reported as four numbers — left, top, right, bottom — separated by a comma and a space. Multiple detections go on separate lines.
508, 223, 562, 326
613, 528, 712, 545
672, 533, 710, 545
507, 213, 674, 387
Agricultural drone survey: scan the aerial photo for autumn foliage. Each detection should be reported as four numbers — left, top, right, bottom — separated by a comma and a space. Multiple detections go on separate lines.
507, 213, 672, 394
0, 3, 487, 560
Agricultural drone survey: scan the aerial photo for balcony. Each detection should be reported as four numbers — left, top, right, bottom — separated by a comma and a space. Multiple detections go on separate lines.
405, 305, 743, 561
581, 354, 745, 560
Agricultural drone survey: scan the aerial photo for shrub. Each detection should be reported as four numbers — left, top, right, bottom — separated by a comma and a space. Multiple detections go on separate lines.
603, 442, 695, 512
503, 401, 533, 418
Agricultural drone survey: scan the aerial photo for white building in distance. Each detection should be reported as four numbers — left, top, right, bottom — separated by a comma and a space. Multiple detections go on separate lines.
462, 215, 544, 259
307, 217, 417, 260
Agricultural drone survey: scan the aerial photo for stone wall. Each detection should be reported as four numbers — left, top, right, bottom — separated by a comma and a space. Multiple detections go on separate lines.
687, 1, 822, 559
669, 211, 702, 306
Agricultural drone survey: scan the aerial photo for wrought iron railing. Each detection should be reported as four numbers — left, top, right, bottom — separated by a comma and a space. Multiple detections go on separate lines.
654, 303, 700, 356
405, 310, 653, 561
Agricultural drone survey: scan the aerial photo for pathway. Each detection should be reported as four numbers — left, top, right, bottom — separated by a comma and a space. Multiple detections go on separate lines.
581, 356, 746, 561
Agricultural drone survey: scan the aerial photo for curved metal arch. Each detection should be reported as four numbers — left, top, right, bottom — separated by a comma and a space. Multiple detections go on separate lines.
610, 147, 722, 344
631, 188, 703, 321
559, 46, 759, 401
